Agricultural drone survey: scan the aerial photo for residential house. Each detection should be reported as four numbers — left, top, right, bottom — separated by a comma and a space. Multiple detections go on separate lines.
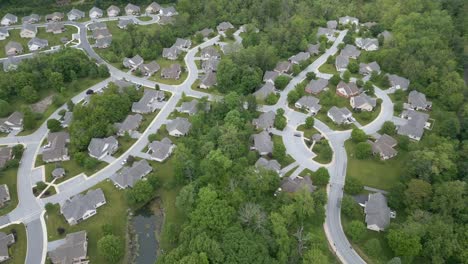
0, 232, 15, 262
92, 28, 112, 40
118, 19, 134, 29
159, 6, 177, 17
113, 79, 134, 91
305, 78, 328, 94
289, 52, 310, 65
279, 176, 316, 193
340, 44, 361, 58
355, 38, 379, 51
2, 56, 20, 72
132, 89, 165, 113
20, 24, 37, 38
5, 41, 23, 56
111, 160, 152, 189
307, 43, 320, 55
67, 9, 85, 21
407, 91, 432, 111
173, 38, 191, 50
335, 55, 349, 72
317, 27, 335, 41
1, 14, 18, 26
87, 21, 107, 31
255, 157, 281, 174
107, 5, 121, 17
386, 74, 409, 91
199, 71, 217, 89
0, 185, 10, 208
327, 106, 354, 125
359, 62, 381, 76
146, 2, 161, 14
46, 23, 65, 34
263, 71, 279, 84
252, 131, 273, 155
217, 21, 234, 35
351, 94, 377, 111
161, 64, 182, 79
138, 61, 160, 76
339, 16, 359, 25
166, 117, 191, 137
125, 4, 141, 15
0, 147, 13, 169
115, 114, 143, 136
364, 193, 394, 231
122, 54, 143, 69
60, 188, 106, 225
197, 28, 214, 39
148, 137, 174, 162
370, 134, 397, 160
0, 112, 23, 133
336, 81, 360, 98
200, 46, 220, 60
295, 96, 321, 115
253, 82, 276, 101
28, 38, 48, 51
87, 136, 118, 160
95, 37, 112, 49
89, 7, 103, 19
45, 12, 64, 22
274, 61, 292, 74
48, 231, 88, 264
252, 111, 275, 130
162, 46, 181, 60
201, 57, 219, 72
397, 109, 430, 141
327, 20, 338, 29
0, 28, 9, 41
379, 30, 393, 43
42, 132, 70, 163
22, 14, 40, 24
177, 99, 205, 116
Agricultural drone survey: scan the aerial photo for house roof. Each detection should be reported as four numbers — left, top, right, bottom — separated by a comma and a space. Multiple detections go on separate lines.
352, 94, 377, 109
148, 137, 173, 160
107, 5, 120, 13
359, 61, 380, 75
307, 43, 320, 55
89, 7, 103, 15
125, 3, 141, 12
379, 30, 393, 41
339, 16, 359, 24
28, 37, 48, 48
253, 82, 276, 100
146, 2, 161, 12
365, 193, 391, 230
2, 56, 21, 72
198, 28, 214, 37
93, 28, 112, 39
160, 6, 177, 15
2, 111, 23, 127
48, 231, 87, 264
0, 184, 10, 202
408, 90, 431, 109
118, 19, 134, 28
371, 134, 397, 158
0, 147, 12, 169
178, 99, 200, 115
201, 46, 219, 58
0, 28, 8, 36
123, 54, 143, 67
161, 64, 181, 79
95, 36, 112, 48
45, 12, 64, 20
386, 74, 409, 90
5, 41, 23, 54
61, 188, 106, 222
0, 232, 14, 259
252, 111, 275, 130
200, 71, 217, 87
296, 96, 321, 112
162, 46, 180, 58
46, 22, 64, 32
328, 106, 352, 123
397, 110, 430, 139
2, 13, 17, 22
305, 78, 328, 94
327, 20, 337, 29
280, 175, 316, 193
253, 131, 273, 154
255, 157, 281, 172
88, 136, 118, 158
115, 114, 142, 134
21, 24, 37, 34
263, 70, 279, 82
274, 61, 292, 73
355, 38, 379, 50
68, 8, 85, 18
289, 52, 310, 64
111, 160, 152, 188
138, 61, 160, 75
166, 117, 191, 135
335, 55, 349, 69
52, 168, 65, 178
43, 132, 69, 162
174, 38, 191, 48
217, 21, 234, 31
22, 14, 39, 23
337, 81, 360, 95
317, 27, 334, 37
340, 44, 361, 58
132, 89, 164, 113
201, 57, 220, 71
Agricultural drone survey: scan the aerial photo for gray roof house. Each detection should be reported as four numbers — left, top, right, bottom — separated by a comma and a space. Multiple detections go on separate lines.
365, 193, 393, 231
197, 28, 214, 39
340, 44, 361, 59
1, 14, 18, 26
5, 41, 23, 56
327, 20, 338, 29
307, 43, 320, 55
118, 19, 134, 29
61, 188, 106, 225
88, 21, 107, 31
89, 7, 103, 19
132, 89, 165, 113
22, 14, 40, 24
161, 64, 182, 79
370, 134, 397, 160
335, 54, 349, 72
362, 21, 377, 28
42, 132, 70, 163
0, 28, 9, 40
123, 54, 143, 69
280, 176, 316, 193
46, 22, 65, 34
159, 6, 177, 16
339, 16, 359, 25
88, 136, 118, 160
174, 38, 192, 50
252, 131, 273, 155
200, 46, 220, 60
113, 79, 134, 91
336, 81, 360, 98
295, 96, 321, 115
148, 137, 174, 162
125, 3, 141, 15
317, 27, 335, 40
20, 24, 37, 38
0, 147, 13, 169
48, 231, 88, 264
397, 109, 430, 141
387, 74, 409, 91
28, 37, 49, 51
146, 2, 161, 14
201, 57, 220, 72
95, 36, 112, 49
45, 12, 64, 22
200, 71, 217, 89
67, 9, 85, 21
263, 71, 279, 84
92, 28, 112, 39
305, 78, 328, 94
253, 82, 276, 101
0, 111, 24, 133
379, 30, 393, 42
355, 38, 379, 51
327, 106, 354, 125
255, 157, 281, 174
166, 117, 191, 137
408, 90, 432, 111
162, 46, 181, 60
274, 61, 292, 74
178, 99, 201, 115
359, 61, 381, 75
252, 111, 276, 130
107, 5, 121, 17
2, 56, 21, 72
289, 52, 310, 64
350, 94, 377, 111
115, 114, 143, 136
0, 232, 15, 262
111, 160, 153, 189
0, 185, 11, 208
138, 61, 160, 76
217, 21, 234, 34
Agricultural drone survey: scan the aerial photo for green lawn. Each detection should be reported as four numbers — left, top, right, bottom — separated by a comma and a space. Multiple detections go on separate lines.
353, 103, 381, 125
137, 16, 153, 22
272, 135, 295, 167
345, 140, 406, 190
36, 25, 77, 46
0, 29, 29, 58
42, 158, 107, 184
297, 124, 319, 139
45, 181, 128, 264
0, 224, 26, 264
318, 62, 338, 75
313, 140, 333, 164
114, 137, 137, 158
0, 165, 19, 216
138, 111, 159, 133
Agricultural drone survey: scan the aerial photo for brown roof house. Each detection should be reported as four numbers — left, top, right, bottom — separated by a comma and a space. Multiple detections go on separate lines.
199, 71, 217, 89
369, 134, 397, 160
45, 12, 64, 22
5, 41, 23, 56
46, 22, 65, 34
274, 61, 292, 74
336, 81, 360, 98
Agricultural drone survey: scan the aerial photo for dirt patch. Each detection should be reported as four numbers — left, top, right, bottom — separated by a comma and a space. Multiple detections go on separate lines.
30, 95, 54, 113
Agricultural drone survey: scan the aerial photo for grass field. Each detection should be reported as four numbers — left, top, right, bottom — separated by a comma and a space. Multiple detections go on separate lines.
42, 158, 107, 184
114, 137, 137, 158
313, 140, 333, 164
0, 165, 19, 215
0, 224, 26, 264
297, 124, 319, 139
272, 135, 295, 167
318, 62, 338, 75
36, 25, 77, 46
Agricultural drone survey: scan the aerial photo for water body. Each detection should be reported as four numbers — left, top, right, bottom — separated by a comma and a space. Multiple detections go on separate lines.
133, 206, 160, 264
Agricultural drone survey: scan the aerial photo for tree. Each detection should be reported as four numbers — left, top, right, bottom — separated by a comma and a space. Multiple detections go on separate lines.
404, 179, 432, 210
347, 220, 365, 241
265, 93, 278, 105
364, 81, 375, 95
287, 89, 300, 104
345, 177, 363, 195
431, 181, 466, 218
306, 72, 316, 80
351, 128, 367, 142
355, 142, 372, 159
364, 238, 383, 258
381, 121, 396, 135
176, 183, 196, 215
273, 139, 286, 162
305, 116, 314, 128
313, 168, 330, 186
348, 60, 359, 73
343, 70, 351, 82
341, 194, 363, 219
47, 119, 62, 132
126, 180, 154, 207
387, 229, 422, 258
20, 85, 39, 103
97, 235, 124, 262
303, 248, 328, 264
0, 100, 11, 117
330, 74, 341, 86
274, 75, 290, 90
274, 113, 287, 130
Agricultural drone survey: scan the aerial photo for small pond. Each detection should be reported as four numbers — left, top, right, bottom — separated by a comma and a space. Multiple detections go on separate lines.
132, 202, 164, 264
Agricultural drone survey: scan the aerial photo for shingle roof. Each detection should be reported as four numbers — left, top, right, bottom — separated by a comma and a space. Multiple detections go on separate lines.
161, 64, 181, 79
305, 78, 328, 94
340, 44, 361, 58
115, 114, 142, 134
335, 55, 349, 70
0, 232, 14, 259
397, 110, 430, 139
359, 61, 380, 75
289, 52, 310, 64
351, 94, 377, 109
253, 131, 273, 154
253, 82, 276, 100
166, 117, 191, 135
0, 147, 12, 169
337, 81, 360, 96
408, 91, 431, 109
296, 96, 321, 112
43, 132, 69, 162
255, 157, 281, 172
61, 188, 106, 222
49, 231, 87, 264
327, 20, 337, 29
217, 21, 234, 31
365, 193, 391, 230
200, 71, 217, 88
148, 137, 173, 161
263, 71, 279, 83
280, 175, 316, 193
328, 106, 352, 124
111, 160, 152, 188
307, 43, 320, 55
88, 136, 118, 158
355, 38, 379, 50
252, 111, 275, 130
386, 74, 409, 90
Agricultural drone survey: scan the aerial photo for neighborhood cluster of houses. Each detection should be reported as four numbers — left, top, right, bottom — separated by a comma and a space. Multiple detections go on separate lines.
87, 21, 112, 49
123, 54, 164, 78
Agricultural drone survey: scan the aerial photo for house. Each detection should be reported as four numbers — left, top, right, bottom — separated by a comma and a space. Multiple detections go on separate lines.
350, 94, 377, 111
107, 5, 121, 17
317, 27, 335, 41
0, 112, 23, 132
159, 6, 177, 17
2, 56, 20, 72
364, 193, 394, 231
60, 188, 106, 225
0, 147, 13, 169
0, 232, 15, 262
289, 52, 310, 65
253, 82, 276, 101
327, 20, 338, 29
255, 157, 281, 174
397, 110, 430, 141
359, 62, 381, 75
162, 46, 181, 60
92, 28, 112, 40
42, 132, 70, 163
178, 99, 205, 116
173, 38, 191, 50
148, 138, 174, 162
113, 79, 134, 91
166, 117, 191, 137
45, 12, 64, 22
339, 16, 359, 25
407, 91, 432, 111
88, 136, 118, 160
87, 21, 107, 31
252, 111, 275, 130
279, 176, 316, 193
201, 57, 220, 72
118, 19, 134, 29
0, 185, 10, 208
370, 134, 397, 160
307, 43, 320, 55
335, 55, 349, 72
355, 38, 379, 51
89, 7, 103, 19
197, 28, 214, 39
1, 14, 18, 26
67, 9, 85, 21
274, 61, 292, 74
295, 96, 321, 115
252, 131, 273, 155
60, 112, 73, 128
125, 3, 141, 15
20, 24, 37, 38
200, 46, 220, 60
386, 74, 409, 90
146, 2, 161, 14
379, 30, 393, 43
28, 38, 48, 51
340, 44, 361, 58
5, 41, 23, 56
48, 231, 88, 264
51, 168, 65, 179
132, 89, 165, 113
327, 106, 354, 125
123, 54, 143, 69
217, 21, 234, 35
138, 61, 160, 76
0, 28, 9, 41
305, 78, 328, 94
161, 64, 182, 79
336, 81, 360, 98
199, 71, 217, 89
46, 22, 65, 34
22, 14, 40, 24
95, 37, 112, 49
111, 160, 152, 189
263, 71, 279, 84
115, 114, 143, 136
0, 112, 23, 133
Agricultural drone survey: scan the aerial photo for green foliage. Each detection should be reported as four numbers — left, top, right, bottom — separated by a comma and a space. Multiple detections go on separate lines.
387, 229, 422, 258
380, 121, 396, 135
126, 180, 154, 207
341, 195, 363, 219
0, 100, 11, 117
274, 75, 291, 90
264, 93, 278, 105
46, 119, 62, 132
274, 109, 287, 130
97, 235, 124, 263
342, 70, 351, 83
305, 116, 314, 128
364, 238, 383, 258
313, 168, 330, 186
351, 128, 367, 143
345, 177, 363, 195
348, 60, 359, 73
347, 220, 366, 241
273, 138, 286, 162
306, 72, 316, 80
355, 142, 372, 159
329, 74, 341, 86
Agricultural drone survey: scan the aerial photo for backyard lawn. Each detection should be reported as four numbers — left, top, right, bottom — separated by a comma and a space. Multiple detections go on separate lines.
0, 224, 26, 264
0, 165, 19, 215
114, 137, 137, 158
36, 25, 77, 46
42, 158, 107, 184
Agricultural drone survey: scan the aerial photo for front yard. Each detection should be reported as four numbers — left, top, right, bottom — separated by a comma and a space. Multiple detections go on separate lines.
0, 224, 26, 264
0, 166, 19, 216
41, 158, 107, 184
